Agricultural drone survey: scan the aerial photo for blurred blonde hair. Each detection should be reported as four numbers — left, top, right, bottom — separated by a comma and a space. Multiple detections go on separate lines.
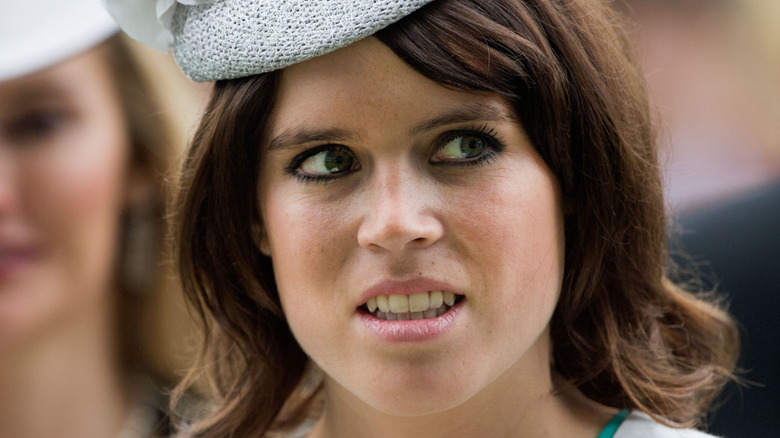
106, 33, 209, 387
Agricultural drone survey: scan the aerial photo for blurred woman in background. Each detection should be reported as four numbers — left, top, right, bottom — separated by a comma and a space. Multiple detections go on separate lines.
0, 1, 202, 437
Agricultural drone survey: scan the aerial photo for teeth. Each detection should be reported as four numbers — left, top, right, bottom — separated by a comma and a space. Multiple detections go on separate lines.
429, 290, 443, 308
388, 295, 409, 313
367, 297, 378, 313
443, 291, 456, 306
408, 292, 429, 312
364, 290, 461, 321
377, 295, 390, 313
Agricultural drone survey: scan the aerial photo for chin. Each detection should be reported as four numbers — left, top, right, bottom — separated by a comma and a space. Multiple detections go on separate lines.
350, 369, 478, 418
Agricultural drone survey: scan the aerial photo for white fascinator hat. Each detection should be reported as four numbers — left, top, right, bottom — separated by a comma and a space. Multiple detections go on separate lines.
0, 0, 118, 82
105, 0, 435, 82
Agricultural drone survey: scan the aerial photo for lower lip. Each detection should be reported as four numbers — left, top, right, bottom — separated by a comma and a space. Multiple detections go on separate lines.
358, 301, 464, 343
0, 251, 38, 282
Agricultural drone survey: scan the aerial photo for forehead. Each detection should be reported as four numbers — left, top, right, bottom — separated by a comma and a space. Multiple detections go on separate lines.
277, 37, 415, 98
0, 47, 113, 111
267, 37, 511, 134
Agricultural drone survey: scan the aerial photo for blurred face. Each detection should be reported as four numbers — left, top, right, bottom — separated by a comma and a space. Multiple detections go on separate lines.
258, 38, 564, 417
0, 46, 132, 347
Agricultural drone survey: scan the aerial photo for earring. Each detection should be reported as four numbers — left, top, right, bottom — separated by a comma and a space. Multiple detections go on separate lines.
122, 200, 159, 294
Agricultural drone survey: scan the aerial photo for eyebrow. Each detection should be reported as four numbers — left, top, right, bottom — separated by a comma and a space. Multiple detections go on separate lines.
267, 127, 361, 151
266, 102, 515, 151
407, 102, 516, 136
0, 81, 74, 112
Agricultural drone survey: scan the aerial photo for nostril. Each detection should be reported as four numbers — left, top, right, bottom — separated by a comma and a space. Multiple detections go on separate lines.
357, 215, 443, 252
356, 177, 444, 251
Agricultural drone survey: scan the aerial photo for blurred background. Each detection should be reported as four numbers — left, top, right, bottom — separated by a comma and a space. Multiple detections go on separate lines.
1, 2, 210, 436
619, 0, 780, 213
2, 0, 776, 436
618, 1, 780, 437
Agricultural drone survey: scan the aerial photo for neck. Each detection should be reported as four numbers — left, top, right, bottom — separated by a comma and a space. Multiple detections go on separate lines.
0, 293, 132, 438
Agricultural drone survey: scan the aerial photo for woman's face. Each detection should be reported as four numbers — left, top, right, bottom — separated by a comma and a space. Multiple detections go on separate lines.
0, 46, 133, 347
258, 38, 565, 416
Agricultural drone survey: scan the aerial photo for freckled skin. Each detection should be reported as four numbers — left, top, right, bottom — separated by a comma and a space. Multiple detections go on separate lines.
258, 37, 580, 436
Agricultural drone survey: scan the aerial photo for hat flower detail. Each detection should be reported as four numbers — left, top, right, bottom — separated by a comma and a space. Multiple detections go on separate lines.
104, 0, 217, 51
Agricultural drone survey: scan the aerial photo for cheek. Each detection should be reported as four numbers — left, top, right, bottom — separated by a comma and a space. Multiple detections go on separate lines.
462, 167, 562, 257
264, 206, 351, 359
40, 154, 124, 217
31, 118, 131, 294
262, 192, 355, 310
265, 198, 348, 267
1, 112, 131, 344
455, 164, 565, 319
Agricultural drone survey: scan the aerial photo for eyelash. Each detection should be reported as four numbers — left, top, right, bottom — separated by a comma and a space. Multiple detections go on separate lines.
285, 125, 506, 183
285, 144, 359, 184
432, 124, 505, 168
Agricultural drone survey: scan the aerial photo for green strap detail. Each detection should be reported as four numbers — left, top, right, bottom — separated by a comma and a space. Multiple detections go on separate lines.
596, 409, 631, 438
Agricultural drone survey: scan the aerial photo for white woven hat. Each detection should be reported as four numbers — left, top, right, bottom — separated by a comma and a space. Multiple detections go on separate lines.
0, 0, 118, 81
105, 0, 435, 82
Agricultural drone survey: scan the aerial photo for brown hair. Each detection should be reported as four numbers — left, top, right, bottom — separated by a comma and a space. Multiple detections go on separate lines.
172, 0, 738, 435
101, 34, 192, 386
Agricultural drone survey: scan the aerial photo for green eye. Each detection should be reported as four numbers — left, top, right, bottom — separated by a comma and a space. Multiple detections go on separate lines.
435, 135, 487, 161
298, 146, 356, 177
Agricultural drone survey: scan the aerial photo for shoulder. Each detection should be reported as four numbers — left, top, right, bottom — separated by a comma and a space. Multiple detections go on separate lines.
614, 411, 720, 438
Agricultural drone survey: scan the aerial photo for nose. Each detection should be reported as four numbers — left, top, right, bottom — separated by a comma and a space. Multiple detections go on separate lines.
357, 166, 444, 252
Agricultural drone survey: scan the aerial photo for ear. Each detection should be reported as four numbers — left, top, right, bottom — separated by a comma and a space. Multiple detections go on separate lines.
252, 220, 272, 257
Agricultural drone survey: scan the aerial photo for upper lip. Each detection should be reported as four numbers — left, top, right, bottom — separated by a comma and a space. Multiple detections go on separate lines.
0, 232, 39, 259
356, 277, 464, 307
